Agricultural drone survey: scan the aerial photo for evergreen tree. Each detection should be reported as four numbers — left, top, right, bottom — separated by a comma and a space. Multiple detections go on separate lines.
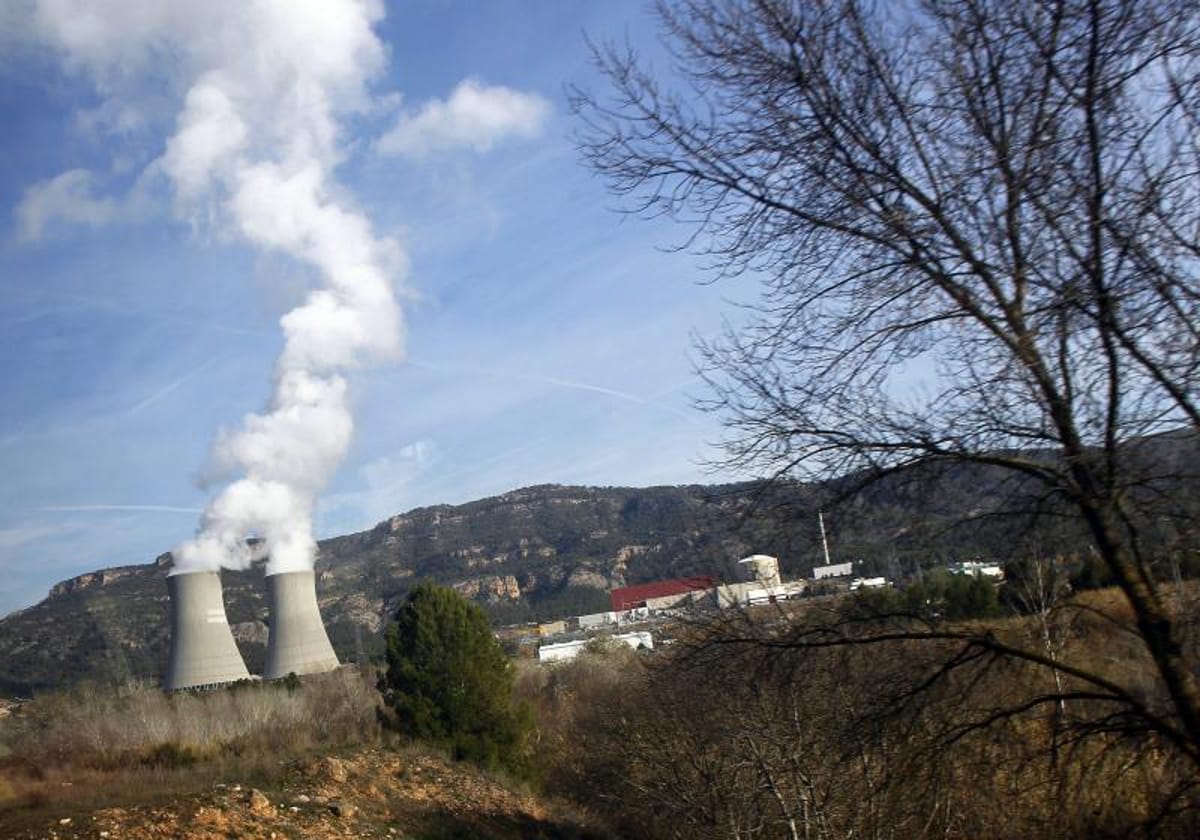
378, 582, 533, 778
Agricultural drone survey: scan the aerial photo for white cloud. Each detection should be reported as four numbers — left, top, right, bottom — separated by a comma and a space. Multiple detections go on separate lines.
360, 440, 434, 488
317, 439, 436, 528
378, 78, 550, 158
15, 165, 158, 241
16, 169, 119, 240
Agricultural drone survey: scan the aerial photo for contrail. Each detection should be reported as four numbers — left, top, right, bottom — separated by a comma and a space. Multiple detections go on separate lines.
409, 358, 700, 424
29, 291, 275, 339
126, 357, 219, 416
39, 505, 204, 514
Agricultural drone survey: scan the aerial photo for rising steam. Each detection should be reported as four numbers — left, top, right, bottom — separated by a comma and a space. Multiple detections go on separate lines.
26, 1, 403, 575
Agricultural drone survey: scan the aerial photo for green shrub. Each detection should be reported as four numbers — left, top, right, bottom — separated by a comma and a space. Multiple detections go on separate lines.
378, 583, 534, 780
902, 569, 1000, 620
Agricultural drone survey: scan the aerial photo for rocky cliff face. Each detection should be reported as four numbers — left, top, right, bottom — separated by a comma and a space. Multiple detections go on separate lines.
48, 566, 142, 598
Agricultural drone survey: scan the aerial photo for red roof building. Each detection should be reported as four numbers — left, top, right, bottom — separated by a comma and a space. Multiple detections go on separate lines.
610, 576, 715, 611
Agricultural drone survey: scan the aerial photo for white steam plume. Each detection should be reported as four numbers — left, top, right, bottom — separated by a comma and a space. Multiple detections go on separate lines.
28, 1, 403, 575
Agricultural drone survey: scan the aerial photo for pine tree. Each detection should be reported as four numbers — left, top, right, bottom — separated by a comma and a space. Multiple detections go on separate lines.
378, 582, 533, 778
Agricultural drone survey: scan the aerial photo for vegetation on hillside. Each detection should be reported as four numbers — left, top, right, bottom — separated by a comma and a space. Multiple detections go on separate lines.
0, 676, 597, 839
4, 581, 1200, 836
522, 588, 1200, 838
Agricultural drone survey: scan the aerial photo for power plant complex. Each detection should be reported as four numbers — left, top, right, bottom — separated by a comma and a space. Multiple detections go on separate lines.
165, 567, 339, 691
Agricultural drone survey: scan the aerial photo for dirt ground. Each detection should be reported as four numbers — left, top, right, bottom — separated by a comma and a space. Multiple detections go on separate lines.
0, 747, 610, 839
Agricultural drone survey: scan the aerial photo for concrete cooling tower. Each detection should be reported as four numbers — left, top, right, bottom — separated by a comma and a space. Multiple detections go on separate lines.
166, 570, 252, 690
264, 569, 340, 679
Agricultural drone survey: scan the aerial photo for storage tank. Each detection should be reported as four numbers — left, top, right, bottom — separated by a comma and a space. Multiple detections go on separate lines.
264, 569, 339, 679
165, 570, 252, 690
738, 554, 782, 587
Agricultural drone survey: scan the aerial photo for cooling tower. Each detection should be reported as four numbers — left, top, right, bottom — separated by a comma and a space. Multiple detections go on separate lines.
264, 569, 340, 679
166, 570, 252, 690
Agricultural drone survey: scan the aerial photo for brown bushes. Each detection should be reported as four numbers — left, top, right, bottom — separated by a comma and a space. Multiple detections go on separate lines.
0, 667, 381, 829
526, 601, 1200, 839
0, 668, 379, 772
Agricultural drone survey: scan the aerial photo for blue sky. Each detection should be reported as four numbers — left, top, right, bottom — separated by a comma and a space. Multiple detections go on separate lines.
0, 1, 751, 616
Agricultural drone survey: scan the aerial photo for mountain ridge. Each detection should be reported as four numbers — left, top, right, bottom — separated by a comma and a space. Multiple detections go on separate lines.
0, 481, 776, 696
3, 429, 1196, 697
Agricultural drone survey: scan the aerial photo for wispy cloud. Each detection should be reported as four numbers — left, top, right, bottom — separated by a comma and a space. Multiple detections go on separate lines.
125, 357, 218, 416
16, 169, 120, 241
38, 505, 203, 514
408, 357, 699, 424
378, 78, 550, 158
0, 522, 71, 550
5, 289, 276, 341
14, 167, 154, 241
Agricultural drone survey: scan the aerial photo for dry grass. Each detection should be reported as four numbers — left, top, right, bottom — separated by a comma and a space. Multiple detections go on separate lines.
0, 667, 381, 831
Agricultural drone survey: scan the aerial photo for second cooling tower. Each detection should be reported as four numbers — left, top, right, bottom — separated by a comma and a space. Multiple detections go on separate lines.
264, 569, 340, 679
166, 570, 251, 691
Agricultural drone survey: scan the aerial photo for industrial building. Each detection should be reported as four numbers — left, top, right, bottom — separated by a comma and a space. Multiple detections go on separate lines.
715, 554, 805, 607
739, 554, 783, 587
949, 561, 1004, 579
578, 611, 619, 630
538, 631, 654, 663
812, 561, 854, 580
537, 620, 567, 637
609, 576, 715, 611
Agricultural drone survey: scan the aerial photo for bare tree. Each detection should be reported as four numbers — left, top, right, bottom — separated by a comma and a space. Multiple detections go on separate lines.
573, 0, 1200, 761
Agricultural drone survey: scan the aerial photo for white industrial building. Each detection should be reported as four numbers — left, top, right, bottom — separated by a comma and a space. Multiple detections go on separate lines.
578, 611, 619, 629
738, 554, 783, 587
812, 561, 854, 580
950, 561, 1004, 578
715, 581, 805, 608
538, 631, 654, 663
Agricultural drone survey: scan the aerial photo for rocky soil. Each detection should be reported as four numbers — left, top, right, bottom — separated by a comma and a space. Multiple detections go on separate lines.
3, 749, 608, 840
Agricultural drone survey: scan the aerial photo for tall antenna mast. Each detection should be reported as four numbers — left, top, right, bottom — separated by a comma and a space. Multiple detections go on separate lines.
818, 511, 833, 566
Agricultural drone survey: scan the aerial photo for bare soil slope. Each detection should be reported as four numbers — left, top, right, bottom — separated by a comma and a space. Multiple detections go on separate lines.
2, 747, 607, 840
